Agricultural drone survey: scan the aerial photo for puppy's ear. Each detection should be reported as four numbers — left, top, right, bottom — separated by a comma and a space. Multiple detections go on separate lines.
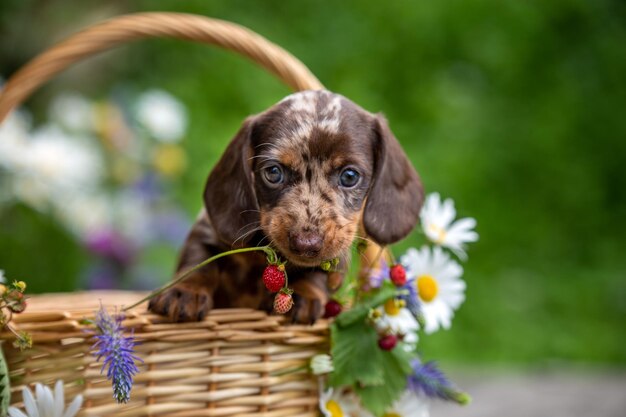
204, 117, 259, 247
363, 114, 424, 244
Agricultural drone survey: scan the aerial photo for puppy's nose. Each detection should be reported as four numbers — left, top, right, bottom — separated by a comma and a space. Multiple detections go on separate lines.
289, 231, 323, 257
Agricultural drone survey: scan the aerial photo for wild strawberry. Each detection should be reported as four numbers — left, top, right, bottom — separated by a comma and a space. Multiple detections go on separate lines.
378, 334, 398, 351
323, 299, 343, 318
389, 264, 407, 287
273, 289, 294, 314
263, 264, 286, 292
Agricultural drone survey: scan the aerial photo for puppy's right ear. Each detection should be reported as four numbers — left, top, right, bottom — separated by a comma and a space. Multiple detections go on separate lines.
204, 117, 260, 247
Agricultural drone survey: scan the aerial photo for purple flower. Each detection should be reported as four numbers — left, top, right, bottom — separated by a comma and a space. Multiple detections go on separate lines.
85, 229, 136, 265
92, 306, 142, 403
83, 264, 118, 290
408, 359, 470, 405
152, 210, 191, 246
131, 173, 163, 203
362, 259, 390, 291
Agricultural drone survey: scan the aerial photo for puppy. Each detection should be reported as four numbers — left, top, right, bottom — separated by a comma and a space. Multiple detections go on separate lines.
148, 90, 423, 323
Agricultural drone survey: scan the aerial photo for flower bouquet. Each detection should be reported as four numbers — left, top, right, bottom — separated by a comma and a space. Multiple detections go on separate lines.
313, 192, 478, 417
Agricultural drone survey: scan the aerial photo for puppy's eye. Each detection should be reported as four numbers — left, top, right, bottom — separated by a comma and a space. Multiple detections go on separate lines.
263, 165, 284, 184
339, 168, 360, 188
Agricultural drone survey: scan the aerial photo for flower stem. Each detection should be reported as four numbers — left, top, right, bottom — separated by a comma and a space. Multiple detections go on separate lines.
123, 246, 275, 312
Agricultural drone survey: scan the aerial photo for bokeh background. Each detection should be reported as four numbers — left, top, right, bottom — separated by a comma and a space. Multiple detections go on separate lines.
0, 0, 624, 384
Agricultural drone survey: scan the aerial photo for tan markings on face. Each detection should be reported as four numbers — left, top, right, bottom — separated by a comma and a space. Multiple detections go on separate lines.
259, 152, 361, 267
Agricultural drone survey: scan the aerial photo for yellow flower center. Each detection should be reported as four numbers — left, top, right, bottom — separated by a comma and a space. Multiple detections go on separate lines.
428, 223, 447, 244
384, 299, 402, 316
383, 413, 403, 417
417, 274, 438, 302
325, 400, 344, 417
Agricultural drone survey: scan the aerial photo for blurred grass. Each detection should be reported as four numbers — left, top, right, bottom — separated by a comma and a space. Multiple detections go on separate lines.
0, 0, 625, 365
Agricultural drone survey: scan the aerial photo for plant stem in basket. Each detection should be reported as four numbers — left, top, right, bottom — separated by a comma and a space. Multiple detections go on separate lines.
123, 246, 277, 311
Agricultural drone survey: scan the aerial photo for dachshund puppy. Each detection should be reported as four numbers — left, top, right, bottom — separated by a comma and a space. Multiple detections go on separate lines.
148, 90, 423, 323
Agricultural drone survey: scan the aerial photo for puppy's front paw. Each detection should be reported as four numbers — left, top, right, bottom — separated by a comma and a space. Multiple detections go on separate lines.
290, 293, 325, 324
148, 283, 213, 322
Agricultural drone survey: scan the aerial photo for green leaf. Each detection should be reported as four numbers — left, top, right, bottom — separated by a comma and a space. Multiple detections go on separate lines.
335, 283, 397, 328
0, 345, 10, 415
328, 321, 385, 387
354, 344, 414, 417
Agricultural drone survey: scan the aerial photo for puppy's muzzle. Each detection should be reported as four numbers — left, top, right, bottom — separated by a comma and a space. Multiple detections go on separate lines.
288, 231, 323, 258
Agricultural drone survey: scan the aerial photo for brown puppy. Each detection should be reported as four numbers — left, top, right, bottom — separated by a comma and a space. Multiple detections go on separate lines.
148, 90, 423, 323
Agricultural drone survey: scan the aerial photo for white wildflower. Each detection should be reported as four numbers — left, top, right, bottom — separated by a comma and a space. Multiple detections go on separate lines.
136, 89, 187, 142
8, 380, 83, 417
420, 193, 478, 260
401, 246, 466, 334
310, 354, 334, 375
49, 93, 95, 132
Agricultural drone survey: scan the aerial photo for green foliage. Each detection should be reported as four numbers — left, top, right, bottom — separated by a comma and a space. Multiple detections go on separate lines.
330, 315, 416, 415
329, 320, 385, 387
354, 347, 413, 416
335, 282, 397, 328
0, 346, 9, 415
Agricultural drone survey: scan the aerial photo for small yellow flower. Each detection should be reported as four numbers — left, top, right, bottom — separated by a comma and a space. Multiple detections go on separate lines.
152, 144, 187, 177
14, 281, 27, 292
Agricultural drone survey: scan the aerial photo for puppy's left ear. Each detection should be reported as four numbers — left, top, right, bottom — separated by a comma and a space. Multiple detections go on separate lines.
363, 114, 424, 244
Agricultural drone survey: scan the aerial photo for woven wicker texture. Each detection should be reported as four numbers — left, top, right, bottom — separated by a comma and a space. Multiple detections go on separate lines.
0, 12, 334, 416
1, 292, 327, 416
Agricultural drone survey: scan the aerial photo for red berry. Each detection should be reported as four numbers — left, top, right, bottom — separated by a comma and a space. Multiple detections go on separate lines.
378, 334, 398, 351
389, 264, 407, 287
323, 300, 343, 318
263, 265, 286, 292
273, 290, 293, 314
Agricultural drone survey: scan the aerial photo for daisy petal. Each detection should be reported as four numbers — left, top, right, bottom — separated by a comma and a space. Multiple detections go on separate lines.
22, 386, 40, 417
8, 408, 29, 417
63, 395, 83, 417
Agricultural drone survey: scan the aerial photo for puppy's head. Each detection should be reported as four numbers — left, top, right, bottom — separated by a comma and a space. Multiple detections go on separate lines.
204, 90, 423, 266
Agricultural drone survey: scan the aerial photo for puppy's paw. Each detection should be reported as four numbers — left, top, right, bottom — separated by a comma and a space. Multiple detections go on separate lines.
148, 283, 213, 322
290, 293, 325, 324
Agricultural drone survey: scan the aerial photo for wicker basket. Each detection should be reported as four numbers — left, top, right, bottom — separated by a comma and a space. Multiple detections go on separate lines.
0, 13, 330, 416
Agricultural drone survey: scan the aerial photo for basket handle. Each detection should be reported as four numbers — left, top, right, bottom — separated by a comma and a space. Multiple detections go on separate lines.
0, 12, 324, 122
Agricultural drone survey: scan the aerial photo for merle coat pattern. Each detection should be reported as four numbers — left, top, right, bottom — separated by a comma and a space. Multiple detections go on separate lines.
148, 90, 423, 323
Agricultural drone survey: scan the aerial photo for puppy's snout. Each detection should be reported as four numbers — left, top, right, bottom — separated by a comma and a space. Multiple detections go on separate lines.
289, 231, 323, 257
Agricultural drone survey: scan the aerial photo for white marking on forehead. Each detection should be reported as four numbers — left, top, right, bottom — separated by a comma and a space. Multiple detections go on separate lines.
273, 91, 344, 150
317, 117, 340, 133
322, 95, 342, 116
281, 91, 318, 115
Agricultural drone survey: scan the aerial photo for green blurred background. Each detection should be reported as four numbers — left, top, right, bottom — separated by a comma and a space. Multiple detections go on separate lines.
0, 0, 624, 367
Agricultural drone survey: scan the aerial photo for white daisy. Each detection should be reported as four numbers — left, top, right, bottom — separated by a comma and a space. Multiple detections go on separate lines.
320, 387, 359, 417
381, 391, 430, 417
13, 125, 103, 209
401, 246, 466, 334
420, 193, 478, 260
8, 380, 83, 417
374, 299, 419, 346
0, 110, 31, 172
136, 89, 187, 143
0, 269, 5, 283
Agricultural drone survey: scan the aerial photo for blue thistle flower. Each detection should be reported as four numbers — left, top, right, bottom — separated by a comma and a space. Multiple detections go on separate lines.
408, 359, 470, 405
400, 278, 424, 324
92, 306, 142, 404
